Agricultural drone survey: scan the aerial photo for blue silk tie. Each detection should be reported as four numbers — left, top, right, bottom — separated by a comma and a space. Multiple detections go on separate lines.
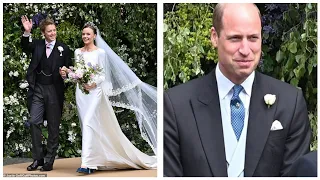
230, 85, 245, 141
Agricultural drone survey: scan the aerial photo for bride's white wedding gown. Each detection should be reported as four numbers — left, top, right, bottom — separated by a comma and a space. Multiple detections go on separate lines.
74, 48, 157, 170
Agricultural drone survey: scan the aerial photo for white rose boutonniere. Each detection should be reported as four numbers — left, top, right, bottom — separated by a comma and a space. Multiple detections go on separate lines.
58, 46, 64, 56
264, 94, 276, 108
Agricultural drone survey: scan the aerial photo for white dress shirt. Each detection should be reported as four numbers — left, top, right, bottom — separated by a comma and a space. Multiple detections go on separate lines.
45, 40, 56, 51
216, 63, 255, 177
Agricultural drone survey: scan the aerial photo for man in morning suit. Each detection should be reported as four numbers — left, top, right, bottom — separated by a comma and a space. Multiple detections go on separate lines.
21, 16, 72, 171
164, 3, 311, 177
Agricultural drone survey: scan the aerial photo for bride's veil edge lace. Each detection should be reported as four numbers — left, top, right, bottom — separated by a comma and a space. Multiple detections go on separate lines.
95, 29, 157, 155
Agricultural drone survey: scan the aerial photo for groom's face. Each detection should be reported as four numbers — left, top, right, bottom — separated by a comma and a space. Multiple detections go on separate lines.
211, 4, 262, 84
42, 24, 57, 43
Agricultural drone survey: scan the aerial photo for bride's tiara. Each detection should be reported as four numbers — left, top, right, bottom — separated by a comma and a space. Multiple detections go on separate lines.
84, 22, 98, 31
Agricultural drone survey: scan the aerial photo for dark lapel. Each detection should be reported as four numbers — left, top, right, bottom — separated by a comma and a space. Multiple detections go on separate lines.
36, 40, 45, 65
191, 70, 228, 177
50, 41, 59, 72
244, 72, 277, 176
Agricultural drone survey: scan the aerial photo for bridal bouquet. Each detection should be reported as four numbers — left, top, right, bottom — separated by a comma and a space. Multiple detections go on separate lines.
65, 54, 103, 94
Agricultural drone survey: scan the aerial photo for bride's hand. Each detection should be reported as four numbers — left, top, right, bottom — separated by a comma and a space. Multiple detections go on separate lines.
83, 83, 97, 91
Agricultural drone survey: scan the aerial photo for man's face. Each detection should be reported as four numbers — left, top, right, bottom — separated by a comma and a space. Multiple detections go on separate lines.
211, 4, 262, 84
42, 24, 57, 43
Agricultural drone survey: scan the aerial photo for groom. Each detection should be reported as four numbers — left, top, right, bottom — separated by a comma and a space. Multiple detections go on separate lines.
21, 16, 72, 171
164, 3, 311, 177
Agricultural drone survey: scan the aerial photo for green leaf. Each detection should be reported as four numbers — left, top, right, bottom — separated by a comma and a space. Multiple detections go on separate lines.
307, 3, 313, 10
168, 35, 176, 45
299, 66, 306, 77
182, 27, 190, 36
176, 35, 183, 43
64, 151, 69, 157
290, 78, 299, 87
68, 149, 73, 154
295, 54, 304, 63
276, 50, 284, 62
190, 46, 197, 56
293, 68, 299, 78
163, 23, 168, 32
42, 129, 48, 139
308, 63, 313, 75
288, 42, 297, 54
199, 46, 205, 54
194, 66, 201, 75
179, 71, 186, 83
263, 32, 269, 40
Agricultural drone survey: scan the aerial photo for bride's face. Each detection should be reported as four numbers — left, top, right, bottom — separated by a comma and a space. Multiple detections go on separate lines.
82, 27, 96, 45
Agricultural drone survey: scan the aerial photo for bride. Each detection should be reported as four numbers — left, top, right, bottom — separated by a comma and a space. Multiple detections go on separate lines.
63, 22, 157, 174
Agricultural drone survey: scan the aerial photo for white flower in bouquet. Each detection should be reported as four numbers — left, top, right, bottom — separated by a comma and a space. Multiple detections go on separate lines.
75, 69, 84, 79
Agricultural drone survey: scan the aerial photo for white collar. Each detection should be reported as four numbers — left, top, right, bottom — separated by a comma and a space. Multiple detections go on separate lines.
216, 63, 255, 99
45, 40, 56, 47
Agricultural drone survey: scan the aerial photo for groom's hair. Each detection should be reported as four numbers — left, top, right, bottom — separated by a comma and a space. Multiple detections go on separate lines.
39, 18, 56, 32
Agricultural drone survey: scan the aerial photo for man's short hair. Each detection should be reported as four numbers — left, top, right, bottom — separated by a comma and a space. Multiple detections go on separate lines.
212, 3, 261, 36
39, 18, 55, 32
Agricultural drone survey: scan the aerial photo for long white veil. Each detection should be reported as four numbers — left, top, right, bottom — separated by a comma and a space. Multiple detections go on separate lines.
95, 29, 157, 155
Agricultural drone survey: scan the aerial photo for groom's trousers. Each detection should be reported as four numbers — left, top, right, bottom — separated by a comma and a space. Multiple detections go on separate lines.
29, 83, 61, 164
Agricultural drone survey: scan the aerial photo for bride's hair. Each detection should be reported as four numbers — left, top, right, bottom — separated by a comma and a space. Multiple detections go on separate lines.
83, 22, 98, 35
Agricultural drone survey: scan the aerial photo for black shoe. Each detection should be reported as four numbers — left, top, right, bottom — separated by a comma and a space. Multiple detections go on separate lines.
40, 162, 53, 171
27, 159, 44, 171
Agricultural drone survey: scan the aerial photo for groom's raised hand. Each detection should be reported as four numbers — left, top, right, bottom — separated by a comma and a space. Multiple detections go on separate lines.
21, 15, 32, 33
